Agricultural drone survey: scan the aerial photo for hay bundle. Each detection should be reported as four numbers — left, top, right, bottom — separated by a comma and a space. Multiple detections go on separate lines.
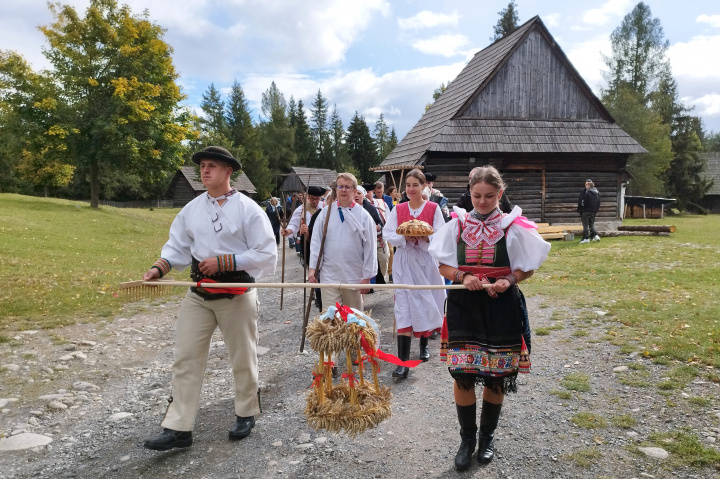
304, 309, 390, 436
305, 382, 392, 437
306, 314, 378, 353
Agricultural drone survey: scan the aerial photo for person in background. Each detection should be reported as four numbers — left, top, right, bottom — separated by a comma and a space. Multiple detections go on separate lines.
386, 185, 400, 205
429, 165, 550, 471
265, 197, 283, 247
578, 179, 601, 244
281, 187, 326, 263
374, 181, 394, 211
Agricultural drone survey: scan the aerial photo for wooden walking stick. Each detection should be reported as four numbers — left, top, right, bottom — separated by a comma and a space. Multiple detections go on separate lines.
279, 192, 289, 310
301, 180, 310, 321
300, 201, 333, 353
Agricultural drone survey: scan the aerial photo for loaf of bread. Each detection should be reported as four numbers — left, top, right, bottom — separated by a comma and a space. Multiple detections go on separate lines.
396, 219, 433, 236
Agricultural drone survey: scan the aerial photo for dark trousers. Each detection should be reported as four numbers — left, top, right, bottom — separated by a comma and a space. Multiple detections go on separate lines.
581, 212, 597, 240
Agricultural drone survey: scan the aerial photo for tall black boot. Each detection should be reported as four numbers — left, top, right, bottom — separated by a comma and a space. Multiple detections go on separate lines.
419, 336, 430, 361
392, 335, 411, 378
454, 403, 477, 471
477, 400, 502, 464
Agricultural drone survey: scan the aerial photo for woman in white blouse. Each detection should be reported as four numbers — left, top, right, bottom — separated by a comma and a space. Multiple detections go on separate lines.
382, 169, 446, 378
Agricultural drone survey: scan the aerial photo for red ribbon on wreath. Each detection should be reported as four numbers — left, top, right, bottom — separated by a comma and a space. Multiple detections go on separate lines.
311, 371, 323, 388
341, 372, 358, 388
360, 332, 422, 368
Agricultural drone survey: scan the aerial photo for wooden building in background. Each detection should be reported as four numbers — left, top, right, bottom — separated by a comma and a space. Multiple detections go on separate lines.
702, 153, 720, 213
278, 167, 338, 193
166, 166, 256, 208
378, 16, 646, 224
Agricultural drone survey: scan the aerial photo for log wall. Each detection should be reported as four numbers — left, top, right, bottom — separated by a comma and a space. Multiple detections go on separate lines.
422, 154, 624, 223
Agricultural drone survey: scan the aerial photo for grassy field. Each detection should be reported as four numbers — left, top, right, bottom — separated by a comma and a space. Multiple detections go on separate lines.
1, 194, 718, 372
0, 193, 189, 331
523, 214, 720, 370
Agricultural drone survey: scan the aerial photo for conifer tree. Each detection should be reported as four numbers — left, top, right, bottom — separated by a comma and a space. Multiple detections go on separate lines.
259, 81, 296, 173
310, 89, 332, 167
373, 113, 389, 160
329, 104, 349, 171
292, 99, 314, 166
491, 1, 520, 41
201, 83, 229, 138
346, 112, 376, 182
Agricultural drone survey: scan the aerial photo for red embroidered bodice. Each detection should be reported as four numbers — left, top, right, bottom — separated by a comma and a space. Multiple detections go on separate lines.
396, 201, 438, 230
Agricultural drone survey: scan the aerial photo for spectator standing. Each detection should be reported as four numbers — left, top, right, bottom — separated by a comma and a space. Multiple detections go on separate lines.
578, 179, 601, 244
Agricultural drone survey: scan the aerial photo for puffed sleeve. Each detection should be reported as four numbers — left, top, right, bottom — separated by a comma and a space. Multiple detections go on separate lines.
382, 207, 406, 248
505, 223, 551, 272
233, 200, 278, 278
428, 218, 460, 268
160, 208, 193, 272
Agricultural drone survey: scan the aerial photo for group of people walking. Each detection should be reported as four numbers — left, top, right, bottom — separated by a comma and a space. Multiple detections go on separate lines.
141, 145, 551, 472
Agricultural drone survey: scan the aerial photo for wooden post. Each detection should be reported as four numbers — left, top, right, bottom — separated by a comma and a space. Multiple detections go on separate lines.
541, 169, 546, 223
357, 345, 365, 387
317, 351, 325, 404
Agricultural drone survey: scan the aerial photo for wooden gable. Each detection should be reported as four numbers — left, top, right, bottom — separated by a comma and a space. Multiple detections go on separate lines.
461, 29, 609, 121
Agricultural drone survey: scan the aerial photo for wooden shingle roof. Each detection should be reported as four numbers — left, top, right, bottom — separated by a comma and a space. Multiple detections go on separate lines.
380, 15, 646, 169
178, 166, 256, 195
703, 153, 720, 195
179, 166, 203, 190
279, 167, 337, 192
233, 171, 257, 195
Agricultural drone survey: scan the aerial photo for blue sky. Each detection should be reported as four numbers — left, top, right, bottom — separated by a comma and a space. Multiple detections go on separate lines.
2, 0, 719, 140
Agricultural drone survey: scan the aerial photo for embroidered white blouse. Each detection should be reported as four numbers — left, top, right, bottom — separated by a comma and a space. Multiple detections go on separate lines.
429, 206, 551, 272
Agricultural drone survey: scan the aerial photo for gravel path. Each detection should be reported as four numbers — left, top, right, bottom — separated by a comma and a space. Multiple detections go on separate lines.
1, 246, 719, 478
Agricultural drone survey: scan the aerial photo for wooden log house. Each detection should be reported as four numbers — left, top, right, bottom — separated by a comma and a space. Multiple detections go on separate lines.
278, 167, 338, 193
166, 166, 257, 207
701, 153, 720, 213
378, 16, 647, 224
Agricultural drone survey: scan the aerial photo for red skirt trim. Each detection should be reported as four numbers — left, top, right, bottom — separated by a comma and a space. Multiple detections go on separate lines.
397, 326, 442, 338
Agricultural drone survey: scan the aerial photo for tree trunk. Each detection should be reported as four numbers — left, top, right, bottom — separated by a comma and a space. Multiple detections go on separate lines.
598, 231, 670, 237
90, 160, 100, 209
44, 186, 48, 198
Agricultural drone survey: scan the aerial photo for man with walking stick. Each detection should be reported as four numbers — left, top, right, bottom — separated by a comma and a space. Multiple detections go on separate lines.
307, 173, 376, 311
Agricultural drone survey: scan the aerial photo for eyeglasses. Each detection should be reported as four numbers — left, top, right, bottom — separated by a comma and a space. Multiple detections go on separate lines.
336, 185, 354, 191
212, 212, 222, 232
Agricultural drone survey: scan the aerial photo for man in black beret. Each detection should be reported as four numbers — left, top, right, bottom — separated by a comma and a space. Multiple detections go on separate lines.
282, 185, 327, 264
142, 146, 276, 450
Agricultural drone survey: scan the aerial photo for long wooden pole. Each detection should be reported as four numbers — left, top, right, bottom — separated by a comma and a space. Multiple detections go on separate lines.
125, 280, 488, 290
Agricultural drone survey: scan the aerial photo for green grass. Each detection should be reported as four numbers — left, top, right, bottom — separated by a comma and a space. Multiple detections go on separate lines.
0, 194, 189, 329
644, 429, 720, 468
549, 389, 573, 399
570, 412, 607, 429
564, 447, 602, 467
610, 414, 637, 428
561, 372, 591, 392
523, 215, 720, 368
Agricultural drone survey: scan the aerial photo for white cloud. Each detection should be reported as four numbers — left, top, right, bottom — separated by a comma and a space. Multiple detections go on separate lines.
241, 61, 467, 137
697, 14, 720, 28
397, 10, 459, 30
411, 34, 471, 57
564, 36, 612, 92
684, 93, 720, 116
543, 13, 561, 28
668, 35, 720, 79
581, 0, 632, 26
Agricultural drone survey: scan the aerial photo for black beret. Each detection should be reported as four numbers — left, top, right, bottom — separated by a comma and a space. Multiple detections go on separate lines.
191, 146, 242, 172
307, 185, 327, 196
360, 183, 374, 191
424, 172, 437, 182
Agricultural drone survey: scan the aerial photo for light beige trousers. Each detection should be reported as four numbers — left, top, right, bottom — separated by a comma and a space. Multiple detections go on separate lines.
377, 241, 390, 278
322, 287, 364, 311
162, 289, 260, 431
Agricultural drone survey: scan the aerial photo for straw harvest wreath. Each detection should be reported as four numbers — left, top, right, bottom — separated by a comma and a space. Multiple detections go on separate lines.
396, 219, 433, 236
304, 304, 393, 437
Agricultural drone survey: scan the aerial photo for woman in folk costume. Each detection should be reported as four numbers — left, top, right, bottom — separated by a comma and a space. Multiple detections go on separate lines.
429, 166, 550, 471
382, 169, 446, 378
